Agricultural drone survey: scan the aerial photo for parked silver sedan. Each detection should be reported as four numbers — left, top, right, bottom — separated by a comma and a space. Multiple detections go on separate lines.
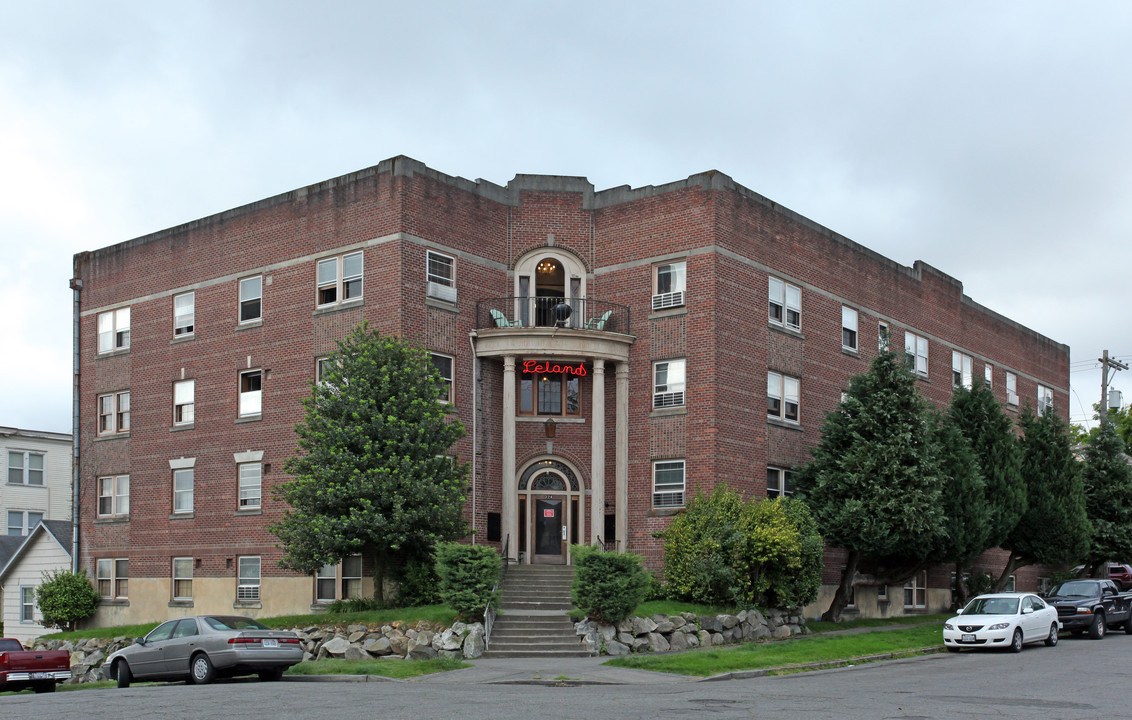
103, 616, 303, 687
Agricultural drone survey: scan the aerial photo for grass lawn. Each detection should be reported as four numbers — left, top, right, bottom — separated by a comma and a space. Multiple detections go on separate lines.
604, 622, 944, 676
285, 657, 469, 679
805, 613, 950, 634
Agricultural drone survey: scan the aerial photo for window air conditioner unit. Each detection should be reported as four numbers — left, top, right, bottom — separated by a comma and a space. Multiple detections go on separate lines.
652, 290, 685, 311
427, 282, 457, 303
653, 391, 685, 409
1007, 392, 1019, 406
237, 585, 260, 601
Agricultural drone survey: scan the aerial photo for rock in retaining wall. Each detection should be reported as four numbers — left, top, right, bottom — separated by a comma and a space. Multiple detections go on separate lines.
575, 608, 807, 656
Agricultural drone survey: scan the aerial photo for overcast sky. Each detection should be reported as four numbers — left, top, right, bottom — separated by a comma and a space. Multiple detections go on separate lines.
2, 1, 1129, 435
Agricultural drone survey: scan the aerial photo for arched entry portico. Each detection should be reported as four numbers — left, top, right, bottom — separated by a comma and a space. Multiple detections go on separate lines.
517, 458, 584, 565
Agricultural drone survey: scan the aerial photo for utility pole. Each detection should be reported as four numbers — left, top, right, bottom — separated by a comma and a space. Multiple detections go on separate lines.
1099, 350, 1129, 428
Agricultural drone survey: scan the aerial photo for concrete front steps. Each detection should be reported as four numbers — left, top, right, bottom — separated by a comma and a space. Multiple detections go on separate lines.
483, 564, 587, 658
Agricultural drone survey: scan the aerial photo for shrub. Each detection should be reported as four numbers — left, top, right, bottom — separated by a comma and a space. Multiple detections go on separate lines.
35, 569, 100, 631
393, 552, 442, 607
435, 542, 501, 620
570, 545, 650, 625
659, 485, 746, 605
326, 596, 386, 613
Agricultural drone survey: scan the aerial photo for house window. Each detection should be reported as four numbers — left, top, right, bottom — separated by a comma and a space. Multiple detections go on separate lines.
239, 276, 262, 323
766, 467, 794, 498
841, 306, 858, 351
172, 557, 193, 600
174, 379, 195, 425
316, 556, 363, 602
97, 475, 129, 517
7, 510, 43, 536
426, 251, 457, 302
98, 391, 130, 435
96, 558, 129, 599
97, 307, 130, 353
904, 332, 929, 377
239, 370, 263, 418
431, 353, 454, 404
652, 260, 686, 310
985, 364, 993, 388
1004, 575, 1017, 592
238, 463, 261, 510
237, 556, 261, 601
173, 468, 194, 514
653, 359, 686, 409
879, 322, 890, 351
316, 357, 333, 385
767, 372, 800, 423
317, 251, 364, 306
952, 351, 973, 389
1006, 372, 1019, 406
7, 450, 44, 485
904, 571, 927, 609
846, 583, 856, 608
653, 460, 686, 509
768, 277, 801, 330
174, 292, 195, 337
877, 584, 888, 601
1038, 385, 1053, 414
20, 586, 35, 622
519, 369, 581, 416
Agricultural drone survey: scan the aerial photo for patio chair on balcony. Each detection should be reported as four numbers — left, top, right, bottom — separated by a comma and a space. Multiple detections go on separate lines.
490, 309, 522, 328
584, 310, 613, 331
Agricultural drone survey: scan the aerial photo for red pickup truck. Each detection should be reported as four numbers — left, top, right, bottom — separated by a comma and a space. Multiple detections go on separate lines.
0, 638, 72, 693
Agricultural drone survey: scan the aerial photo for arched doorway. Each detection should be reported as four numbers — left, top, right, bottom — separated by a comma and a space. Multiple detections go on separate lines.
514, 249, 586, 328
518, 458, 584, 564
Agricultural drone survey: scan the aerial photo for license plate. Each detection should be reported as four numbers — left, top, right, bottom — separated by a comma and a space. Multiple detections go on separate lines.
261, 639, 278, 648
31, 672, 49, 679
962, 634, 975, 643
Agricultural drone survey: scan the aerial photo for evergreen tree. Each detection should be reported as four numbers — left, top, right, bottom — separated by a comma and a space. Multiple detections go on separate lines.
1081, 420, 1132, 571
271, 324, 468, 604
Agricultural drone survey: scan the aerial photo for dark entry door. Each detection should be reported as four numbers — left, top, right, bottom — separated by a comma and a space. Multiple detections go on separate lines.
534, 498, 564, 563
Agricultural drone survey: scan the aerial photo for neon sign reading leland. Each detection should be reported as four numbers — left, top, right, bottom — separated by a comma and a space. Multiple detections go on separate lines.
522, 360, 587, 376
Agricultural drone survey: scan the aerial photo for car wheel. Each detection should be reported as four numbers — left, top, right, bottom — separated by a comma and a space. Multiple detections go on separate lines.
258, 668, 285, 682
190, 653, 216, 684
116, 660, 132, 689
1010, 628, 1024, 653
1044, 623, 1059, 647
33, 681, 56, 693
1089, 612, 1107, 639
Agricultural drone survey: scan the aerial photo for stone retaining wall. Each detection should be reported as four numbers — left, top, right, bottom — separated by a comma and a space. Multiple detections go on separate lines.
576, 607, 806, 655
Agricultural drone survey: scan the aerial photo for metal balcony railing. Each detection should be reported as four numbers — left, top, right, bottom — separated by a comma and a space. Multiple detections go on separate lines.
476, 298, 630, 334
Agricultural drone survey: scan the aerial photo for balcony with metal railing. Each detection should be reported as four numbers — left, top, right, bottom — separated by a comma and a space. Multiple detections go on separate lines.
473, 297, 635, 362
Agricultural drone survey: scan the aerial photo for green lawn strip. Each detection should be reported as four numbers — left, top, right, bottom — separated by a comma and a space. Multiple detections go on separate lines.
284, 657, 469, 678
604, 624, 943, 676
805, 613, 949, 634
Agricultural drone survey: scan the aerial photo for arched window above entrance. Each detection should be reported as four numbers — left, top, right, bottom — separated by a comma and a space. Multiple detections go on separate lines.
518, 459, 580, 491
530, 473, 567, 491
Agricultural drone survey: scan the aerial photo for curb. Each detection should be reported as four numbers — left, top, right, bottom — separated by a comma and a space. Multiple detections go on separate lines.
698, 646, 947, 682
284, 674, 403, 683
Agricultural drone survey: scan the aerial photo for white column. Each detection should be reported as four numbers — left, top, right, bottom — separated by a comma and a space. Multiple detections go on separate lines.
615, 362, 629, 553
590, 359, 606, 546
502, 356, 519, 561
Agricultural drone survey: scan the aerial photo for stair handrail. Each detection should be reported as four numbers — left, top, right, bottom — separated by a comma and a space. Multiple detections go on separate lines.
483, 534, 509, 650
594, 535, 606, 552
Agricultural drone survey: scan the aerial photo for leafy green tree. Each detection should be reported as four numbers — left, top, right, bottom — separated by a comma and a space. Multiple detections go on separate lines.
1080, 420, 1132, 572
996, 406, 1092, 589
35, 568, 100, 631
1072, 404, 1132, 453
795, 349, 947, 621
272, 324, 468, 604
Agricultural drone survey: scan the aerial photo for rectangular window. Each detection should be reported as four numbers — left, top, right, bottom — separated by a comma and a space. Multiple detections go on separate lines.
317, 357, 333, 385
879, 322, 890, 351
985, 364, 993, 388
174, 292, 195, 337
1004, 574, 1017, 592
7, 510, 43, 536
652, 261, 686, 310
316, 556, 363, 602
431, 353, 454, 404
904, 571, 927, 609
174, 379, 195, 425
342, 555, 362, 599
173, 468, 194, 514
518, 367, 581, 416
1006, 372, 1019, 406
97, 475, 129, 517
952, 351, 973, 389
97, 392, 130, 435
877, 584, 888, 601
766, 467, 794, 498
653, 460, 686, 509
767, 372, 800, 423
172, 557, 193, 600
904, 332, 929, 377
237, 556, 261, 601
238, 463, 262, 509
7, 450, 44, 485
239, 276, 262, 323
239, 370, 263, 418
20, 586, 35, 622
841, 306, 858, 351
97, 307, 130, 353
653, 359, 686, 409
426, 251, 457, 302
1038, 384, 1053, 415
316, 564, 337, 603
97, 558, 129, 599
317, 251, 364, 306
768, 277, 801, 330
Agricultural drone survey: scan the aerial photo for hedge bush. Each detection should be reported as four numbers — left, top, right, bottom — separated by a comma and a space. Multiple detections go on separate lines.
570, 545, 650, 624
35, 568, 100, 631
435, 542, 501, 620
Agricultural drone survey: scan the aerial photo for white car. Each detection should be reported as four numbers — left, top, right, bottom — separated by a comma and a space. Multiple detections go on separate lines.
943, 592, 1061, 653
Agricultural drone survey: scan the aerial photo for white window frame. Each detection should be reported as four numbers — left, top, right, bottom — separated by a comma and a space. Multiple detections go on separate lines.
431, 353, 454, 404
237, 556, 261, 601
174, 291, 195, 337
985, 363, 993, 388
174, 379, 195, 426
172, 557, 193, 601
841, 306, 858, 351
653, 460, 686, 509
96, 558, 129, 599
768, 277, 801, 331
7, 510, 43, 536
1038, 384, 1053, 415
239, 275, 262, 323
767, 371, 800, 424
98, 391, 130, 435
952, 351, 973, 389
317, 251, 364, 307
653, 359, 687, 409
905, 332, 929, 377
97, 307, 130, 354
1006, 372, 1019, 406
426, 250, 457, 302
173, 468, 194, 514
315, 555, 364, 603
1004, 574, 1016, 592
766, 467, 794, 498
239, 369, 263, 418
879, 321, 890, 351
7, 450, 45, 485
904, 570, 927, 609
97, 474, 129, 518
238, 462, 262, 510
652, 260, 686, 310
20, 586, 35, 623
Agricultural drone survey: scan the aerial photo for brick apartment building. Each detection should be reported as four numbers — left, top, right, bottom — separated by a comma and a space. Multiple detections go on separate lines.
72, 156, 1069, 625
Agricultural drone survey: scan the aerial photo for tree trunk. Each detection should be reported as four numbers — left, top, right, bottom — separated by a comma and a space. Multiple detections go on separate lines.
822, 550, 860, 622
953, 562, 969, 610
374, 555, 387, 606
993, 552, 1025, 592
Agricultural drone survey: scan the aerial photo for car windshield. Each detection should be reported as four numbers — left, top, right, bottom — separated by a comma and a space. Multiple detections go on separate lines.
1047, 581, 1098, 597
203, 616, 271, 631
962, 597, 1020, 615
